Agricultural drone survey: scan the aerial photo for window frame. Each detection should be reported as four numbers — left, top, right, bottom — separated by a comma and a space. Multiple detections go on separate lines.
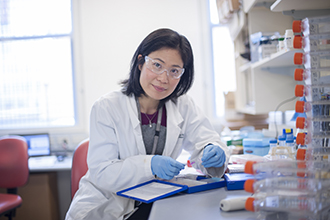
0, 0, 87, 136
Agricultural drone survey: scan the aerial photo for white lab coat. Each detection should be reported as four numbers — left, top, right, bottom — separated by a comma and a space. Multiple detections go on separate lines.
65, 91, 229, 220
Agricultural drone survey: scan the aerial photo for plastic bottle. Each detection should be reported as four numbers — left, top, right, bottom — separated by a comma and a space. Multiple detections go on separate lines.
286, 136, 295, 153
245, 190, 330, 217
269, 139, 277, 150
296, 132, 330, 149
292, 15, 330, 36
296, 116, 330, 136
293, 34, 330, 52
278, 135, 286, 146
244, 176, 330, 194
244, 160, 307, 175
295, 84, 330, 101
284, 29, 294, 49
294, 68, 330, 85
294, 50, 330, 69
265, 139, 278, 160
295, 100, 330, 119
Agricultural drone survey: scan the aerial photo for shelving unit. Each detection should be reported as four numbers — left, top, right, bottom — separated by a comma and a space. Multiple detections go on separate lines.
242, 0, 275, 13
234, 5, 295, 114
270, 0, 330, 12
252, 49, 297, 68
232, 0, 329, 115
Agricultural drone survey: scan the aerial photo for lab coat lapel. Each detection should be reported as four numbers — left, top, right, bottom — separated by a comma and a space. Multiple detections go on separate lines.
163, 100, 183, 156
127, 95, 146, 154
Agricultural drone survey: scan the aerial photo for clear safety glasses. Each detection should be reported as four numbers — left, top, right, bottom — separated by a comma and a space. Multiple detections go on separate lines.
144, 56, 185, 79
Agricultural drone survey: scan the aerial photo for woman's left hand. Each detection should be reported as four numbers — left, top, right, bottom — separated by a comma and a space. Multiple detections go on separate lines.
201, 144, 226, 168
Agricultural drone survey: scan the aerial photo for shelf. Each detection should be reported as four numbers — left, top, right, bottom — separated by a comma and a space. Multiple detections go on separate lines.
239, 62, 251, 72
251, 48, 302, 69
271, 0, 330, 12
243, 0, 276, 13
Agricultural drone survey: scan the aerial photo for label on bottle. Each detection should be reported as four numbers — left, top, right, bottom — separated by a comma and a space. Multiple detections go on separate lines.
266, 196, 279, 208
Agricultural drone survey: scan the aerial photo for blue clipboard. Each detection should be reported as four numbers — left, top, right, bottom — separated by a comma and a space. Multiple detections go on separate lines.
116, 179, 188, 203
185, 177, 226, 193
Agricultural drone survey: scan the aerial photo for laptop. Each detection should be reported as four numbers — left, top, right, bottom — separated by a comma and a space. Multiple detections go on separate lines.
18, 133, 51, 157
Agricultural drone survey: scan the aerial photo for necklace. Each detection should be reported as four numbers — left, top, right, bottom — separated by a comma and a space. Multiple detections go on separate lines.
144, 111, 158, 128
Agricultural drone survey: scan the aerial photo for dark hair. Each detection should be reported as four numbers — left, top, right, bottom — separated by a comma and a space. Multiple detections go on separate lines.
121, 28, 194, 103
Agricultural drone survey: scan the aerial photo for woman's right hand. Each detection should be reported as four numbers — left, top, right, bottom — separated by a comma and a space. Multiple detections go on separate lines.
151, 155, 185, 180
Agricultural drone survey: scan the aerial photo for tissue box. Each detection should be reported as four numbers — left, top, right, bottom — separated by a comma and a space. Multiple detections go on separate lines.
243, 138, 270, 156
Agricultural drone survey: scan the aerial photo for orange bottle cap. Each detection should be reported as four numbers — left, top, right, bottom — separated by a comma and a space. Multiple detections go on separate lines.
244, 161, 257, 174
293, 36, 302, 49
294, 68, 304, 81
296, 132, 306, 145
296, 148, 306, 160
297, 160, 307, 169
292, 20, 302, 33
296, 117, 306, 129
295, 84, 305, 97
244, 179, 255, 193
295, 101, 305, 113
297, 160, 307, 177
294, 53, 304, 65
245, 197, 255, 212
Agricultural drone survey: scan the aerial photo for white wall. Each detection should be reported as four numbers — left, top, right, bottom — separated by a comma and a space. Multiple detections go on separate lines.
74, 0, 215, 137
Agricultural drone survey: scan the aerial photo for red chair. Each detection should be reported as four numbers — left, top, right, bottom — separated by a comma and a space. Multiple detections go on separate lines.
71, 139, 89, 199
0, 136, 29, 220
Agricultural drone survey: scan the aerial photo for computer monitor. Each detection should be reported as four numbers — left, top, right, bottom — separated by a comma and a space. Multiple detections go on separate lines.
18, 133, 51, 157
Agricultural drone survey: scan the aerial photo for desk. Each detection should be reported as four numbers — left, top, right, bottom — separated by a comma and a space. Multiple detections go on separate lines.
28, 155, 72, 172
149, 188, 257, 220
5, 156, 74, 220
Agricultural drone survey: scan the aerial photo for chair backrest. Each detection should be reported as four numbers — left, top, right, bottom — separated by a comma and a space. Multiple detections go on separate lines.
0, 136, 29, 189
71, 139, 89, 199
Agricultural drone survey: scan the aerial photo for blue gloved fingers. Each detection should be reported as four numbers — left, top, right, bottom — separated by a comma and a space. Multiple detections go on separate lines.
151, 155, 185, 180
166, 161, 185, 175
201, 145, 226, 168
201, 146, 216, 162
159, 169, 173, 180
170, 160, 185, 170
202, 154, 225, 167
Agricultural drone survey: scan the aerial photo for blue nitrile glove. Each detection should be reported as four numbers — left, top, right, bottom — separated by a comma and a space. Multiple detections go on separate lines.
201, 144, 226, 168
151, 155, 185, 180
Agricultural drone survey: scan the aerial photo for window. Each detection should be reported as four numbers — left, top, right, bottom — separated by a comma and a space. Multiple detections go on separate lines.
209, 0, 236, 118
0, 0, 75, 130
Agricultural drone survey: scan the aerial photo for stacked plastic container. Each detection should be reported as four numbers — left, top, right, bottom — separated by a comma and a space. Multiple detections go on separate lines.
293, 15, 330, 163
244, 160, 330, 219
243, 15, 330, 220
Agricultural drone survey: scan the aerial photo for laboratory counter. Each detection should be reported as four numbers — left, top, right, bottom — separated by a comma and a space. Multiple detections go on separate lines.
149, 187, 256, 220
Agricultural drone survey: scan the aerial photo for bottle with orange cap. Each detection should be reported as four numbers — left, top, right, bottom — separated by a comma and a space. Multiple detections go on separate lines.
295, 100, 330, 119
294, 68, 330, 85
296, 116, 330, 136
296, 131, 330, 162
296, 132, 330, 148
295, 84, 330, 101
295, 116, 308, 156
294, 50, 330, 69
293, 34, 330, 52
244, 189, 330, 218
244, 176, 330, 195
292, 15, 330, 36
244, 160, 307, 176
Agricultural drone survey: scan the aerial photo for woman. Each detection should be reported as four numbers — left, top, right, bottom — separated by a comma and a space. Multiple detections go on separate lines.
65, 28, 229, 220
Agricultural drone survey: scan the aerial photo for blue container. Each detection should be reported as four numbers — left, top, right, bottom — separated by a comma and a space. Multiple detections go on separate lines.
243, 138, 270, 156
